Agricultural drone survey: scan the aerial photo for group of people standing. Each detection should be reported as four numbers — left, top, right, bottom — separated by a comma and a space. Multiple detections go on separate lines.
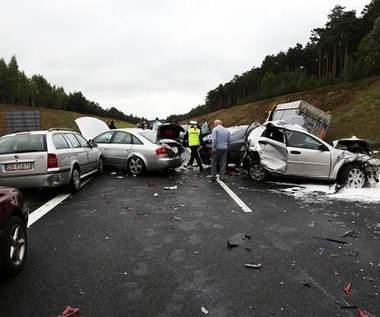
184, 118, 230, 182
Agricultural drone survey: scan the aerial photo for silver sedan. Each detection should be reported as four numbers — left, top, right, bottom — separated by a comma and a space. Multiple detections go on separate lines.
76, 117, 185, 175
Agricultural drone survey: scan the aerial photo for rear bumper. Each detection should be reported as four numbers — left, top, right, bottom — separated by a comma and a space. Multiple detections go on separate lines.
0, 171, 71, 189
155, 156, 183, 170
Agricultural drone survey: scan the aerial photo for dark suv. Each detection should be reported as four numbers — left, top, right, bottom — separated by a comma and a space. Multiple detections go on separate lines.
0, 186, 29, 276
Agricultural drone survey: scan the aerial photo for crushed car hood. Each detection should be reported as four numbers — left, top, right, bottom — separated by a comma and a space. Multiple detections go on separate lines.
333, 136, 374, 154
75, 117, 109, 140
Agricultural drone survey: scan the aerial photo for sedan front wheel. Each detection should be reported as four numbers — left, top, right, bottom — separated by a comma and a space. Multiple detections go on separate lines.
247, 161, 266, 181
338, 164, 366, 188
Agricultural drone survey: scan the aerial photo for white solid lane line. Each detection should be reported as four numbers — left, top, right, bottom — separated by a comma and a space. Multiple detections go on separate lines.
217, 178, 252, 213
27, 192, 71, 227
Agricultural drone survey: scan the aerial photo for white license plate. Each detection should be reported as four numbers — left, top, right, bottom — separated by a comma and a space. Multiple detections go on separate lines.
4, 162, 34, 171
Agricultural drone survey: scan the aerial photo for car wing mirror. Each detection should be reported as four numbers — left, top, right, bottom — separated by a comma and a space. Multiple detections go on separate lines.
90, 140, 98, 147
319, 144, 328, 151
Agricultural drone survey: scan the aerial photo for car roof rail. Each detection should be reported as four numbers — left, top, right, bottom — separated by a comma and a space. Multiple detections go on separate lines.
48, 128, 75, 132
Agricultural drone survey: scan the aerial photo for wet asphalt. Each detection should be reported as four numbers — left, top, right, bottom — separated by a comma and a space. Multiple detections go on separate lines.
0, 165, 379, 317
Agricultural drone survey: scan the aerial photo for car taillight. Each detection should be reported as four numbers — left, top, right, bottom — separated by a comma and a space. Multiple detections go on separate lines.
47, 153, 58, 168
155, 147, 168, 155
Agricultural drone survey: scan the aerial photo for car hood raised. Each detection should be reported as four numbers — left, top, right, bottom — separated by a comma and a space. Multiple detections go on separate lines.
75, 117, 110, 140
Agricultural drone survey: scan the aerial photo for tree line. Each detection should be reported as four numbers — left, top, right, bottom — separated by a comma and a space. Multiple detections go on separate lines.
1, 1, 379, 124
167, 0, 380, 123
0, 57, 141, 123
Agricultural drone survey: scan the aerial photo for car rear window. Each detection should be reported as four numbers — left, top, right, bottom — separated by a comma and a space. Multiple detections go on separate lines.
0, 134, 46, 154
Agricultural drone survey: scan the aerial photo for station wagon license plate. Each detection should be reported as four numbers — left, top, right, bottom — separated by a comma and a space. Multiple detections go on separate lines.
4, 162, 34, 171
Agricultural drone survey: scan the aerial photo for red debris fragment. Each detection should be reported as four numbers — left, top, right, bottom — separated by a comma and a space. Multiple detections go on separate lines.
147, 182, 155, 187
357, 308, 369, 317
57, 306, 80, 317
343, 282, 352, 294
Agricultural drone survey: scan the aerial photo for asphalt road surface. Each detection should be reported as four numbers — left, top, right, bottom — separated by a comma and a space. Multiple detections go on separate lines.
0, 166, 379, 317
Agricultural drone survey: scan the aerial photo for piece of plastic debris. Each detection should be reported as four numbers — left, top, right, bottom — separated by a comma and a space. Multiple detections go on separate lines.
245, 247, 252, 251
312, 236, 347, 244
164, 186, 177, 190
154, 193, 158, 197
110, 172, 117, 175
348, 250, 360, 257
201, 306, 209, 314
302, 279, 312, 287
343, 282, 352, 294
333, 296, 357, 308
117, 176, 124, 179
57, 306, 80, 317
342, 230, 358, 238
245, 263, 262, 269
227, 241, 239, 248
244, 234, 251, 239
357, 308, 370, 317
174, 216, 182, 220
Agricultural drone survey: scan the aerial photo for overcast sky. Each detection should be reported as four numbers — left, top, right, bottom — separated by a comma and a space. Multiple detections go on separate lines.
0, 0, 370, 120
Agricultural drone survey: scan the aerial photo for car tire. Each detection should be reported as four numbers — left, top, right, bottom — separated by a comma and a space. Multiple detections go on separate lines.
69, 166, 81, 192
0, 216, 27, 276
128, 156, 146, 175
247, 161, 266, 181
338, 164, 366, 188
97, 157, 104, 175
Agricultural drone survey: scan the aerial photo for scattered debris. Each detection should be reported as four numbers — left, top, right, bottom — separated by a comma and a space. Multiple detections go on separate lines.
244, 234, 251, 239
357, 308, 372, 317
302, 279, 312, 287
57, 306, 80, 317
343, 282, 352, 294
245, 263, 262, 269
342, 230, 358, 238
164, 186, 178, 190
116, 176, 124, 179
153, 193, 159, 197
333, 296, 357, 308
364, 276, 375, 282
174, 216, 182, 220
201, 306, 209, 314
110, 172, 117, 175
147, 182, 155, 187
227, 233, 251, 248
227, 240, 239, 248
348, 250, 360, 257
312, 236, 347, 244
245, 247, 252, 251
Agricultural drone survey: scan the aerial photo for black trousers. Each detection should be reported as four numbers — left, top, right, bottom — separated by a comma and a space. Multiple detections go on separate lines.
188, 146, 203, 168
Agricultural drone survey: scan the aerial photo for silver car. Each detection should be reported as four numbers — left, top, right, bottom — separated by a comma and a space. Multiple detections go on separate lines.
76, 117, 185, 175
242, 122, 380, 188
0, 129, 103, 191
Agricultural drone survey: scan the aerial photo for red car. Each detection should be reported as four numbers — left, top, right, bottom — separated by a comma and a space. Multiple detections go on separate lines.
0, 187, 29, 276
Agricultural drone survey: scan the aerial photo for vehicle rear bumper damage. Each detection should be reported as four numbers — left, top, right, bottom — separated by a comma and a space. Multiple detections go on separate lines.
0, 171, 70, 189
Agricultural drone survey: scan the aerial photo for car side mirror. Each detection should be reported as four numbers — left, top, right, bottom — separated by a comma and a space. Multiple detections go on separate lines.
90, 140, 98, 147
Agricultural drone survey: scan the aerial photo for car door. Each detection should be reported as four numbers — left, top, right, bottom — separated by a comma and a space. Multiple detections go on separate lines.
258, 126, 287, 173
94, 131, 133, 168
63, 133, 90, 175
284, 130, 331, 178
74, 133, 99, 172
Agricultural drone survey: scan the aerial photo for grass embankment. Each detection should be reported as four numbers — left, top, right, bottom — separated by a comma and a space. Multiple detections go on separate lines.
195, 76, 380, 150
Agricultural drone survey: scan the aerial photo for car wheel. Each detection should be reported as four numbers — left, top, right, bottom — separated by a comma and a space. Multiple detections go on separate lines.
69, 167, 81, 192
338, 164, 366, 188
97, 157, 104, 175
247, 161, 266, 181
128, 156, 145, 175
0, 216, 27, 276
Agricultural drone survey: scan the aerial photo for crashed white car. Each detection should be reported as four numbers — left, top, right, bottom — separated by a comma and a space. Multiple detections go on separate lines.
75, 117, 185, 175
242, 121, 380, 188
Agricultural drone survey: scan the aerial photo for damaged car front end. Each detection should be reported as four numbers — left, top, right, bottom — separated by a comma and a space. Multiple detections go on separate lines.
241, 121, 380, 188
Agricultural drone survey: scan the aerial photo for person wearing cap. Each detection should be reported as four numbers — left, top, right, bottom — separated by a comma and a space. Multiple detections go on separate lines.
184, 120, 203, 171
207, 119, 230, 181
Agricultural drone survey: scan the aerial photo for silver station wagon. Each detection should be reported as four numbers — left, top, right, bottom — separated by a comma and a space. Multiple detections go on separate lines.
0, 129, 103, 191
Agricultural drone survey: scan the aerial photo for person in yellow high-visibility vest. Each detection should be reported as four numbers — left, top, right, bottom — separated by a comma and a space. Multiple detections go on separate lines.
185, 121, 204, 171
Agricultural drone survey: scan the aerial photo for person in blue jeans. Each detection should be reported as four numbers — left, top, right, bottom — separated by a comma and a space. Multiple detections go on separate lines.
208, 120, 230, 181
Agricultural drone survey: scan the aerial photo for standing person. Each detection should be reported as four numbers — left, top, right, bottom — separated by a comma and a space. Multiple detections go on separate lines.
200, 118, 209, 135
107, 119, 117, 129
185, 120, 203, 171
208, 120, 230, 181
152, 117, 162, 131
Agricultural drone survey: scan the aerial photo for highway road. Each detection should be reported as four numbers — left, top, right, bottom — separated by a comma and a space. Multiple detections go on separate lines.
0, 166, 379, 317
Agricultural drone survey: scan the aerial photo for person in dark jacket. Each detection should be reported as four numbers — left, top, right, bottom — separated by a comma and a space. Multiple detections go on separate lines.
184, 121, 203, 171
